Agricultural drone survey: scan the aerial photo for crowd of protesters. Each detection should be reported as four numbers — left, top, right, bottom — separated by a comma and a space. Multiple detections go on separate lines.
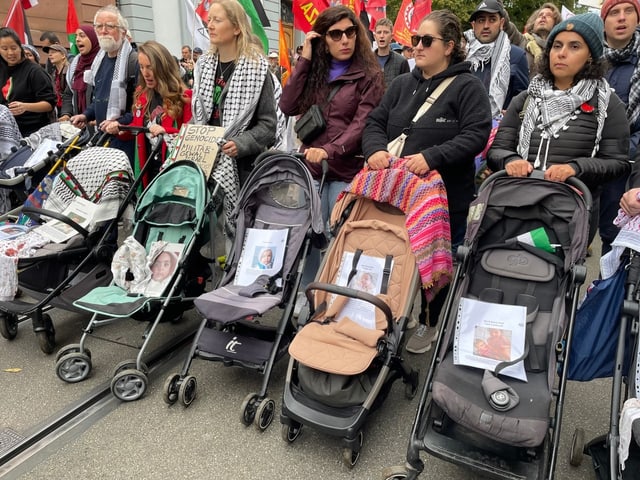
1, 0, 639, 355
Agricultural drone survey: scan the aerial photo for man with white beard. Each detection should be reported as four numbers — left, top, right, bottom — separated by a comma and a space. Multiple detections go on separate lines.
70, 4, 138, 162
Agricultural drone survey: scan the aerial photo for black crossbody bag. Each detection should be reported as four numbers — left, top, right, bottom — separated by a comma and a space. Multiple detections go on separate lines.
294, 84, 342, 144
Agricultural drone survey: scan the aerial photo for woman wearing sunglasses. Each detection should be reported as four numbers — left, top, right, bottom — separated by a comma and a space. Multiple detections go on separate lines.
363, 10, 491, 354
279, 5, 384, 225
487, 13, 630, 242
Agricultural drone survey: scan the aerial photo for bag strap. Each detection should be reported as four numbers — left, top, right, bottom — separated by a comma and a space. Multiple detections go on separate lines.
321, 84, 342, 109
411, 75, 457, 124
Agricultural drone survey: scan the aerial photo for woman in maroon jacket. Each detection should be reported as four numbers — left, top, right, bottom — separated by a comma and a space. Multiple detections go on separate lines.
279, 6, 384, 224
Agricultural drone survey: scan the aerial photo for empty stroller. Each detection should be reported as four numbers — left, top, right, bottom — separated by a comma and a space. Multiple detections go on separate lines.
280, 162, 452, 468
0, 145, 134, 353
383, 171, 592, 480
56, 160, 217, 401
162, 152, 324, 427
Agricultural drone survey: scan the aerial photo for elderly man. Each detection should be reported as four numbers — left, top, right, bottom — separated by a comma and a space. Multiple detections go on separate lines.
600, 0, 640, 255
465, 0, 528, 118
70, 4, 138, 161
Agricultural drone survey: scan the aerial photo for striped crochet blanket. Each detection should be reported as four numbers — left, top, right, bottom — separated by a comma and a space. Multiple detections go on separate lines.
338, 160, 453, 301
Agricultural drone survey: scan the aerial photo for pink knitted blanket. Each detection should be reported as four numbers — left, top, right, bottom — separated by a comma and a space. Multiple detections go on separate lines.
338, 160, 453, 301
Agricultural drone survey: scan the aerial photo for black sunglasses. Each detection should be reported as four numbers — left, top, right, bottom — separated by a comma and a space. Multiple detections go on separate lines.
326, 25, 358, 41
411, 34, 446, 48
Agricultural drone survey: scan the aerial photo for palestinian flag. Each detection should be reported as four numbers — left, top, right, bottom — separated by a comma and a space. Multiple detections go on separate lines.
3, 0, 33, 44
516, 227, 555, 253
66, 0, 80, 55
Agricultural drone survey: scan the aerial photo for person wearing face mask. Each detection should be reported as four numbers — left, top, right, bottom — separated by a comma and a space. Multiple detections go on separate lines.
59, 25, 100, 121
69, 5, 138, 162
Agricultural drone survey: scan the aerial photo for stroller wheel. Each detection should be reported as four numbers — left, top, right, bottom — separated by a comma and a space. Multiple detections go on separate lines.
55, 343, 91, 363
280, 421, 302, 443
381, 465, 409, 480
112, 359, 149, 377
56, 352, 92, 383
37, 315, 56, 354
240, 393, 260, 426
163, 373, 182, 405
254, 397, 275, 431
0, 313, 19, 340
341, 430, 364, 469
111, 369, 148, 402
178, 375, 197, 407
569, 427, 585, 466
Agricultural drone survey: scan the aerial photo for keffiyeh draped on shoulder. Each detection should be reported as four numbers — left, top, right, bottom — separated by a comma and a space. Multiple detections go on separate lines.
192, 53, 269, 234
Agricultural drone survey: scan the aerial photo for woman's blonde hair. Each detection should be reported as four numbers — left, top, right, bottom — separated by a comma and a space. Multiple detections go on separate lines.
207, 0, 263, 60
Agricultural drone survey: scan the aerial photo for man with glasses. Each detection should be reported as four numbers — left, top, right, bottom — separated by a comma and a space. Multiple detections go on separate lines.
70, 4, 138, 162
464, 0, 528, 119
373, 18, 409, 89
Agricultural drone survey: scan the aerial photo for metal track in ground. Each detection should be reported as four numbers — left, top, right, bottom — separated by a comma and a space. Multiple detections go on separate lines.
0, 330, 193, 477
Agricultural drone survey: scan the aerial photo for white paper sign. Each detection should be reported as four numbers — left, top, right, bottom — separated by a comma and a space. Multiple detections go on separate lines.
454, 297, 528, 381
234, 228, 288, 287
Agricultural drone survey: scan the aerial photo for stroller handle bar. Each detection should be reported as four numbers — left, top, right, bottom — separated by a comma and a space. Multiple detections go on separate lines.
304, 281, 394, 330
479, 169, 593, 211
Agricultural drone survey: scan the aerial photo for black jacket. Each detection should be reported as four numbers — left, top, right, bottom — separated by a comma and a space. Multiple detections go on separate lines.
363, 62, 492, 214
487, 89, 631, 192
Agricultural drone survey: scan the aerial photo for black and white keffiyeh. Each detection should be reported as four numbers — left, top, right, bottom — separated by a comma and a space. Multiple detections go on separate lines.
604, 28, 640, 127
518, 76, 611, 169
88, 40, 134, 120
0, 105, 20, 158
192, 52, 269, 232
465, 29, 511, 118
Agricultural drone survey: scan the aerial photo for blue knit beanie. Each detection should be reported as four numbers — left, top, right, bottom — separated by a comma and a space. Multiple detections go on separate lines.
547, 13, 604, 59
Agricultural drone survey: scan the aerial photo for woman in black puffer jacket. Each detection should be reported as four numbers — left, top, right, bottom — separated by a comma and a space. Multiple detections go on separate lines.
488, 13, 630, 241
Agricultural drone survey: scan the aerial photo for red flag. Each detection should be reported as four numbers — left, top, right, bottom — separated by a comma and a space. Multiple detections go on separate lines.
4, 0, 32, 44
195, 0, 209, 23
278, 20, 291, 86
392, 0, 412, 46
410, 0, 431, 30
365, 0, 386, 31
341, 0, 360, 16
21, 0, 38, 9
66, 0, 80, 55
293, 0, 330, 33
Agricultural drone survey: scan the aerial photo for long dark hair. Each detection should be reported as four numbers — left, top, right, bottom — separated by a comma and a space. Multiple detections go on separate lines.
299, 6, 378, 113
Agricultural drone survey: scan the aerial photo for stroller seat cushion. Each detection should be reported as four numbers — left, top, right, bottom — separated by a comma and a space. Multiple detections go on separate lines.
432, 354, 551, 448
288, 321, 380, 375
334, 317, 384, 348
481, 249, 555, 282
238, 274, 275, 297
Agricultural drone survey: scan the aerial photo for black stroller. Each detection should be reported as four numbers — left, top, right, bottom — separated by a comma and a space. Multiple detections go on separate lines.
0, 142, 135, 354
383, 171, 592, 480
162, 152, 324, 430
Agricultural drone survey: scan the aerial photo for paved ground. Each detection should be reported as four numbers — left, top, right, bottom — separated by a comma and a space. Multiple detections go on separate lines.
0, 240, 616, 480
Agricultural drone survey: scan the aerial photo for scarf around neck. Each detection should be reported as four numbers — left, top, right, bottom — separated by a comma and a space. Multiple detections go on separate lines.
88, 39, 134, 120
518, 76, 611, 168
604, 28, 640, 126
192, 52, 269, 233
465, 29, 511, 118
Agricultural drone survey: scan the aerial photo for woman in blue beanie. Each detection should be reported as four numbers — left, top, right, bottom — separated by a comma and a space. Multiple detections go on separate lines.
488, 12, 631, 241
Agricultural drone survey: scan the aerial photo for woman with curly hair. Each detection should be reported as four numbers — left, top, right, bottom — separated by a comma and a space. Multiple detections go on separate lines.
109, 40, 192, 187
280, 5, 384, 224
488, 13, 631, 242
